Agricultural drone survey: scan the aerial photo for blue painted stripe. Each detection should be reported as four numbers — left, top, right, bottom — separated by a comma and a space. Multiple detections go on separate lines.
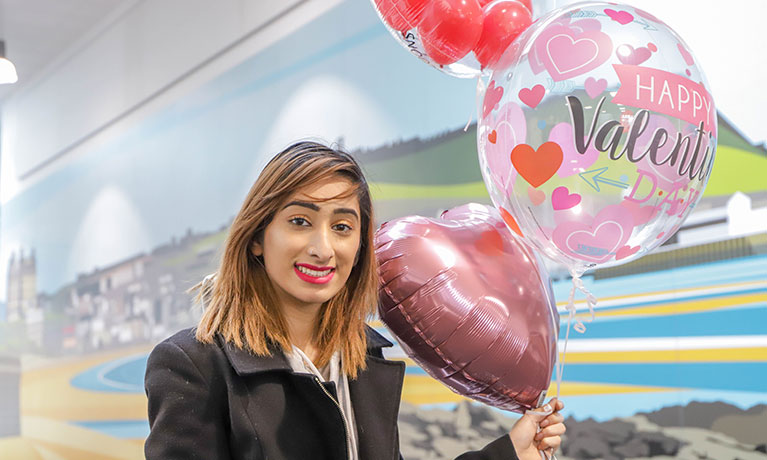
553, 255, 767, 300
404, 361, 767, 392
561, 362, 767, 392
574, 286, 766, 314
560, 303, 767, 338
71, 355, 147, 393
72, 420, 149, 439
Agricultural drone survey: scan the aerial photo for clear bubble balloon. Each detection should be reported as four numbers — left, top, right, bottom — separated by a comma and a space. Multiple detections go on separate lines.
477, 1, 716, 272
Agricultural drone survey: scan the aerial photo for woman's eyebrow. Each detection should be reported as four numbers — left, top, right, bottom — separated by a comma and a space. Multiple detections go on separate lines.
283, 200, 320, 211
333, 208, 359, 219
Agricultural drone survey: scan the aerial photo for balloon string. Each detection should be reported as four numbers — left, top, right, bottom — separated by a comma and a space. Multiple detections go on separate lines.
531, 270, 596, 460
554, 270, 596, 396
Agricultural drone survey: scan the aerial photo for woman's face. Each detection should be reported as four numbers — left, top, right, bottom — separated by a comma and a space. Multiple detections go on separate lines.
252, 177, 362, 311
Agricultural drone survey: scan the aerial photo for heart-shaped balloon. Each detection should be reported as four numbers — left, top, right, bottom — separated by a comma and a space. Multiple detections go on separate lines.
375, 203, 559, 412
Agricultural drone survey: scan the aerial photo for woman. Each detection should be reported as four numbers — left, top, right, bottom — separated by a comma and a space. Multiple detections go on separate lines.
144, 141, 565, 460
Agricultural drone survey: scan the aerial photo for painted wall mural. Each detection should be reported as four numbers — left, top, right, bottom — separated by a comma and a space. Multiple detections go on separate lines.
0, 1, 765, 459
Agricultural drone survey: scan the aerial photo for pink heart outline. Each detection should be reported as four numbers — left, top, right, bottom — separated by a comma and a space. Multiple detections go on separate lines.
551, 186, 581, 210
534, 24, 613, 81
552, 205, 634, 263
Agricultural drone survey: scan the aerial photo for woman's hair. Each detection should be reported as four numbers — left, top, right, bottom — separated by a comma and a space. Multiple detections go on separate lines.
194, 141, 377, 378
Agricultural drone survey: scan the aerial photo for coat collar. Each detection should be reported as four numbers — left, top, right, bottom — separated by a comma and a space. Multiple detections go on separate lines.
221, 325, 394, 376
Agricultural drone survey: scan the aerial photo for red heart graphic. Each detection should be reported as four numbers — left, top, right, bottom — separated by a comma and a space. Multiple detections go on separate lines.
483, 80, 504, 117
518, 84, 545, 108
500, 207, 524, 237
476, 229, 504, 255
375, 204, 558, 412
511, 142, 564, 188
488, 130, 497, 144
616, 244, 640, 260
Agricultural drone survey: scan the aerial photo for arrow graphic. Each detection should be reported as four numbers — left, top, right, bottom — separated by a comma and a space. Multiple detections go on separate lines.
579, 167, 630, 192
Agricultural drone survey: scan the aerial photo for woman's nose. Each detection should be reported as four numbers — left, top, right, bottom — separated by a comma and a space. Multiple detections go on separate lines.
307, 228, 333, 260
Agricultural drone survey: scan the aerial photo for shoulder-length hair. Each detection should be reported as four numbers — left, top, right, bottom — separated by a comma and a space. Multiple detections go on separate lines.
195, 141, 377, 378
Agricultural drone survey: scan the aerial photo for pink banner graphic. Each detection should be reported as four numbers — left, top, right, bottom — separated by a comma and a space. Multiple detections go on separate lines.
612, 64, 716, 136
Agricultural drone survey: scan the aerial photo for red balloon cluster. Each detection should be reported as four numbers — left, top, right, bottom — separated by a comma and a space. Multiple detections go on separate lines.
375, 0, 533, 69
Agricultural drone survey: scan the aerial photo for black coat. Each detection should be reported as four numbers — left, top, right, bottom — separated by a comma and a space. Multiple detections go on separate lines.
144, 327, 519, 460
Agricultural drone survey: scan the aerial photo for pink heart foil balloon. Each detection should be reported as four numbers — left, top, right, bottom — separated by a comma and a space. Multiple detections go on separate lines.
375, 203, 559, 412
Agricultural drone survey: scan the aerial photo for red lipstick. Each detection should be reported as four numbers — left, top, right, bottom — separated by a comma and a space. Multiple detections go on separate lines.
294, 263, 335, 284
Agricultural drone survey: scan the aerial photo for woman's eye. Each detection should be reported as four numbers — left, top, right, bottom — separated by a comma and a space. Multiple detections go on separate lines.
333, 223, 353, 232
289, 217, 310, 226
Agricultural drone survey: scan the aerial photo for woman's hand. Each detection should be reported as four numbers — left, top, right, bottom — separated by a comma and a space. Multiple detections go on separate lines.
508, 398, 566, 460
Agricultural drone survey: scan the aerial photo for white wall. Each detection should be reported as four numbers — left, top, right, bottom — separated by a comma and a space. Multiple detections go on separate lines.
0, 0, 345, 204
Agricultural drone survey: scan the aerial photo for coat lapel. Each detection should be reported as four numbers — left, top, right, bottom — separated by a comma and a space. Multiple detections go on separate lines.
217, 328, 407, 460
350, 329, 406, 460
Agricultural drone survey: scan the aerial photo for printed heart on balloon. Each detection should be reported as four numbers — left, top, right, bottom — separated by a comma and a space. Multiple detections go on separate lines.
519, 84, 545, 108
677, 42, 694, 65
375, 203, 558, 412
604, 8, 634, 25
528, 186, 546, 206
552, 205, 634, 263
552, 186, 581, 210
533, 24, 613, 81
616, 44, 651, 65
616, 244, 641, 260
511, 142, 564, 188
483, 80, 504, 117
584, 77, 607, 98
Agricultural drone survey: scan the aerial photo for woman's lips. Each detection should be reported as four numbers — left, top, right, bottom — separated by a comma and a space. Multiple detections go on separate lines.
294, 264, 335, 284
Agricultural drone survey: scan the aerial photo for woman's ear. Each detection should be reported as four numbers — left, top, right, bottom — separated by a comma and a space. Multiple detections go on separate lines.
251, 240, 263, 257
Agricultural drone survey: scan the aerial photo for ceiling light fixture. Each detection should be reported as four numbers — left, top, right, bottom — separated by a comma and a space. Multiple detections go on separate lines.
0, 41, 18, 84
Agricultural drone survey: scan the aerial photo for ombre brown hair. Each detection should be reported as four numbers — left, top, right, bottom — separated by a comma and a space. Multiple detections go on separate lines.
194, 141, 378, 378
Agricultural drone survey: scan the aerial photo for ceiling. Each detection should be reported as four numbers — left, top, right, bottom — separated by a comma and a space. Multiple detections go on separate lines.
0, 0, 128, 102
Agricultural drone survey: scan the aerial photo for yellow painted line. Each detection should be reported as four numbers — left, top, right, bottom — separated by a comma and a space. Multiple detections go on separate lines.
0, 437, 43, 460
19, 416, 144, 460
401, 375, 673, 405
21, 345, 152, 421
563, 347, 767, 363
594, 292, 766, 318
556, 279, 764, 308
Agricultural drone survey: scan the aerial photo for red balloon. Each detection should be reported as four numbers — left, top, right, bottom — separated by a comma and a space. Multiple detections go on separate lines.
418, 0, 484, 66
474, 0, 533, 69
374, 0, 410, 32
376, 204, 559, 412
479, 0, 532, 11
375, 0, 429, 32
395, 0, 429, 28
